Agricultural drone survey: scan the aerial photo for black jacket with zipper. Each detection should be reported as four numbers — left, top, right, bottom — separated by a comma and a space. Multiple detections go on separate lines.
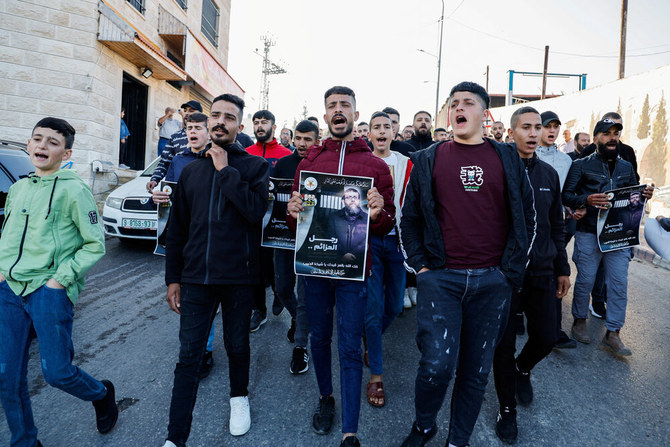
399, 139, 537, 290
165, 142, 269, 285
562, 151, 637, 234
523, 153, 570, 277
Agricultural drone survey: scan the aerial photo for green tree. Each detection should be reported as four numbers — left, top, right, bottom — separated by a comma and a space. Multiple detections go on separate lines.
647, 92, 668, 184
637, 94, 651, 140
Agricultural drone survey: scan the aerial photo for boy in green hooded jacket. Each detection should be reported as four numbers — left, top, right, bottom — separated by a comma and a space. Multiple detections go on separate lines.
0, 117, 118, 446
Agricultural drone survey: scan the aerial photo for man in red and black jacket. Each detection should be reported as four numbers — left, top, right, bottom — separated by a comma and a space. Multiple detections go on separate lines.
286, 86, 395, 447
246, 110, 292, 331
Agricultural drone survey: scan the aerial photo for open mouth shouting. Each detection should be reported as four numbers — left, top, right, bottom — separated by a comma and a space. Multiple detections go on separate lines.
211, 125, 228, 137
454, 115, 467, 126
376, 137, 388, 145
33, 152, 49, 160
605, 139, 617, 150
331, 114, 347, 129
526, 139, 537, 149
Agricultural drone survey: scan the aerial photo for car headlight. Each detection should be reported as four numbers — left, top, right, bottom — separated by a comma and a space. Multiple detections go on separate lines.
105, 196, 123, 209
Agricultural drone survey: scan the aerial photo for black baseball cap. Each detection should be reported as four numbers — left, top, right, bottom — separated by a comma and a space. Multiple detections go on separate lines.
540, 111, 561, 126
593, 118, 623, 136
180, 100, 203, 112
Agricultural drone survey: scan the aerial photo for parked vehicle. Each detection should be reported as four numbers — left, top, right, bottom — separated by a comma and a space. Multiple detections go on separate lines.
102, 157, 161, 240
0, 141, 34, 233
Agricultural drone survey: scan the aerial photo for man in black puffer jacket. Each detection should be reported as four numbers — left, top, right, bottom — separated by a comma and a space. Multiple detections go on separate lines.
492, 106, 571, 444
563, 118, 653, 357
162, 93, 269, 446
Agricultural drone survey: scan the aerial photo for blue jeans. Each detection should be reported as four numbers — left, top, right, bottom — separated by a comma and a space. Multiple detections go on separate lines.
413, 267, 511, 447
167, 283, 253, 446
572, 231, 631, 331
365, 234, 406, 375
274, 249, 309, 347
304, 277, 366, 434
0, 281, 106, 447
158, 137, 169, 157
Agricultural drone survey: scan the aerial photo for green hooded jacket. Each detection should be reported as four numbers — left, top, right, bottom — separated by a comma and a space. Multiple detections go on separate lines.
0, 169, 105, 304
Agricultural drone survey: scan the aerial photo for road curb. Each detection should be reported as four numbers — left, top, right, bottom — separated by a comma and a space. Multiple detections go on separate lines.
634, 246, 670, 270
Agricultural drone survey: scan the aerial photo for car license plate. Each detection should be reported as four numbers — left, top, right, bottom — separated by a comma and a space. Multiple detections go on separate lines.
122, 218, 156, 229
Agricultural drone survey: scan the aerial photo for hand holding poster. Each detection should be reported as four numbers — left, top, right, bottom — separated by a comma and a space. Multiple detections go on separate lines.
295, 171, 373, 281
597, 184, 647, 252
154, 180, 177, 256
261, 177, 295, 249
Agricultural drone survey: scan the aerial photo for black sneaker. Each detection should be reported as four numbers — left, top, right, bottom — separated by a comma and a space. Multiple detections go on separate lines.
400, 421, 437, 447
312, 395, 335, 435
287, 317, 296, 343
290, 346, 309, 375
340, 435, 361, 447
589, 302, 606, 320
495, 407, 518, 444
200, 351, 214, 379
515, 368, 533, 405
554, 331, 577, 349
272, 295, 284, 316
249, 310, 267, 333
93, 380, 118, 434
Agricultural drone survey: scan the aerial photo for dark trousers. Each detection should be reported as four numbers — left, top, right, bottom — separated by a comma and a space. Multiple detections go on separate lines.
414, 267, 511, 447
493, 275, 558, 410
167, 283, 253, 446
253, 247, 276, 313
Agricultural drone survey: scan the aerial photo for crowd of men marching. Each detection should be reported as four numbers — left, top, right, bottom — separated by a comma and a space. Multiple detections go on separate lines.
0, 81, 653, 447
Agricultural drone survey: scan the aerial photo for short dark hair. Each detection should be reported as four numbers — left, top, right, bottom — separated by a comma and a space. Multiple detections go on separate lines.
282, 127, 293, 138
252, 110, 276, 125
449, 81, 490, 109
434, 127, 447, 133
295, 120, 319, 139
382, 107, 399, 117
602, 111, 622, 121
33, 117, 76, 149
307, 116, 319, 123
324, 86, 356, 105
574, 132, 588, 142
413, 110, 432, 120
212, 94, 245, 122
370, 111, 391, 123
510, 106, 540, 129
185, 112, 208, 124
492, 121, 504, 127
357, 121, 369, 127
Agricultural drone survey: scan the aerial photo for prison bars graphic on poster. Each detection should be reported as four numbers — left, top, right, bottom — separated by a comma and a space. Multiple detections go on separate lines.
295, 171, 373, 281
261, 177, 295, 250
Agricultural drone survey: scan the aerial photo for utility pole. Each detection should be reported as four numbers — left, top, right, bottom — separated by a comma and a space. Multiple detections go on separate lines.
258, 35, 286, 110
541, 45, 549, 100
619, 0, 628, 79
435, 0, 444, 122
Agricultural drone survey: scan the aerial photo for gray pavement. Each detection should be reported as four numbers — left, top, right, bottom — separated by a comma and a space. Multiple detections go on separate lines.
1, 238, 669, 446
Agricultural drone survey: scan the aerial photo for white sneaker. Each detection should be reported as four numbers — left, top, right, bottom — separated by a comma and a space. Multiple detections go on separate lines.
408, 287, 418, 305
162, 441, 177, 447
403, 290, 412, 309
229, 396, 251, 436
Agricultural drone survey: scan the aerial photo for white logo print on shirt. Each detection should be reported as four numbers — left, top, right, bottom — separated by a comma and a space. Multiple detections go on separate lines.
460, 166, 483, 191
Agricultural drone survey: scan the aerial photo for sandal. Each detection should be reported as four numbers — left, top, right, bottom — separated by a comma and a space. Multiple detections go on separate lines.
366, 381, 385, 408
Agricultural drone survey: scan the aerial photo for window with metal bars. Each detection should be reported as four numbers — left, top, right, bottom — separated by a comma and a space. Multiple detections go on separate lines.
174, 0, 187, 10
126, 0, 145, 14
201, 0, 219, 47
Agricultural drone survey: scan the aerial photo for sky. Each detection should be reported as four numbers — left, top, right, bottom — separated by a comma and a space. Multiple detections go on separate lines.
226, 0, 670, 130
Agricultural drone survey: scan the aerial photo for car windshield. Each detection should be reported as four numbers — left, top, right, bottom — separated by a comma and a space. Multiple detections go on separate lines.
0, 150, 34, 181
139, 157, 162, 177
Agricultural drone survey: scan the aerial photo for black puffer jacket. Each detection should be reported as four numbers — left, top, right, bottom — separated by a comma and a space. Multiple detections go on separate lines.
562, 151, 637, 234
165, 142, 269, 285
405, 132, 435, 152
523, 154, 570, 277
400, 139, 536, 289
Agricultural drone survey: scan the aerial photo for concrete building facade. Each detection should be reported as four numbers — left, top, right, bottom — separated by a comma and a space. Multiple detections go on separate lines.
0, 0, 242, 186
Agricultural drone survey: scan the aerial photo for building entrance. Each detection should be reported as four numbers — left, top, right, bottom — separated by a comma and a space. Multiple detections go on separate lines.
121, 73, 148, 170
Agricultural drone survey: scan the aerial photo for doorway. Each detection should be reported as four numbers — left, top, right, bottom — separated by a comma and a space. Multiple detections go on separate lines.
120, 73, 148, 170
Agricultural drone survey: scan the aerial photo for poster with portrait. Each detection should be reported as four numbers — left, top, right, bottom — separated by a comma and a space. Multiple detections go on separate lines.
295, 171, 373, 281
261, 177, 295, 249
154, 180, 176, 256
597, 184, 648, 252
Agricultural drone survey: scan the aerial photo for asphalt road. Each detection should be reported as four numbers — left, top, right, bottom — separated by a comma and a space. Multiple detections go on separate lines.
1, 238, 669, 447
